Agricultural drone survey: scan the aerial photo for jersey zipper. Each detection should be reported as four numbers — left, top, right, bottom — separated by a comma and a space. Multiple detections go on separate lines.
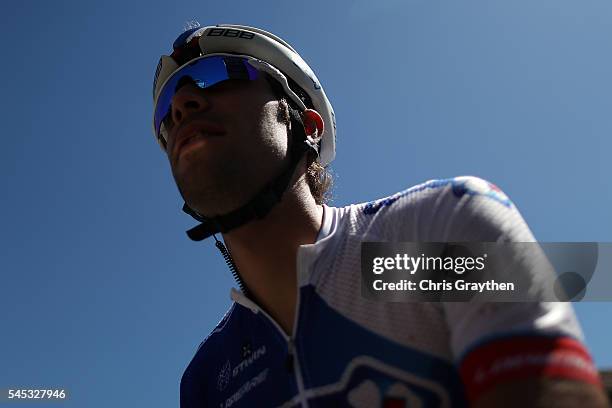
237, 288, 309, 408
289, 285, 308, 408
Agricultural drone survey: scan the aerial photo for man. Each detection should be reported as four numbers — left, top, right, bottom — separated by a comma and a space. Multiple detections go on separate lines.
152, 23, 608, 407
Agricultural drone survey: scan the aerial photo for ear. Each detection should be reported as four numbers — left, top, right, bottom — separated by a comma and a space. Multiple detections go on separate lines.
302, 109, 324, 140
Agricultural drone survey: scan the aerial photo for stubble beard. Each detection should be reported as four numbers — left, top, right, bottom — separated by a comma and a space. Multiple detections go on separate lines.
175, 151, 248, 217
175, 102, 290, 218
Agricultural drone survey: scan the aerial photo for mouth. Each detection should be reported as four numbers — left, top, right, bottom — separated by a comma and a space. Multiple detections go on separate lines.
175, 132, 222, 160
173, 121, 226, 161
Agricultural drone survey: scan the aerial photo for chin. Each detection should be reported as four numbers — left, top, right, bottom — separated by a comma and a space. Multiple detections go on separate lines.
174, 154, 274, 216
178, 178, 251, 218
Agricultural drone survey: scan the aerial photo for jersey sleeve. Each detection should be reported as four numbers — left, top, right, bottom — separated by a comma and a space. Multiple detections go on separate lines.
423, 176, 601, 401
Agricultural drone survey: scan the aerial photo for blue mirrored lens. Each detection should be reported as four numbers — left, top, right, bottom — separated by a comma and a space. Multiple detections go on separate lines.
154, 56, 259, 139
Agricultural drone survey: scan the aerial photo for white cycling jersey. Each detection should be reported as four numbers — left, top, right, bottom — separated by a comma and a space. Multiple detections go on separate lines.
180, 176, 600, 408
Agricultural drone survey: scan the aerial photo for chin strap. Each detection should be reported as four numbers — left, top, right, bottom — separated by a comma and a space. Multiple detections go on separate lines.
182, 107, 318, 241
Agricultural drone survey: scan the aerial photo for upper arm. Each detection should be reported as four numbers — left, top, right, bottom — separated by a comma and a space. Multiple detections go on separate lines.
458, 331, 603, 404
420, 177, 604, 404
472, 378, 609, 408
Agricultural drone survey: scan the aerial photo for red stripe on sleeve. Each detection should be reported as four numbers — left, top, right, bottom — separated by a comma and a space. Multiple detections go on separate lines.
459, 336, 602, 401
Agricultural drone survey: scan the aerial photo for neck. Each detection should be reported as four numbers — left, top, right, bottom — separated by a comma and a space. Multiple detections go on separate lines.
221, 172, 323, 335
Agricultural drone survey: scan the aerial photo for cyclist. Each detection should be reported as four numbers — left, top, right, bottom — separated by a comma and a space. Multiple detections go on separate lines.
151, 23, 608, 407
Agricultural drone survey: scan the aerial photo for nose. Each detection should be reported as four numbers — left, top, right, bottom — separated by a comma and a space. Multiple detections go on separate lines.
170, 82, 211, 125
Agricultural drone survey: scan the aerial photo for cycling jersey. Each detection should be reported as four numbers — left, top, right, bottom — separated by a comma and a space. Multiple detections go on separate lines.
180, 176, 599, 408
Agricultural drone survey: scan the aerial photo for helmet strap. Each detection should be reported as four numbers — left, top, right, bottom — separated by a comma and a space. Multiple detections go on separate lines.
183, 107, 319, 241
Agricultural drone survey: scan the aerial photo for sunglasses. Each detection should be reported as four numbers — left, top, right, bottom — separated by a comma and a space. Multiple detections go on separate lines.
153, 55, 260, 148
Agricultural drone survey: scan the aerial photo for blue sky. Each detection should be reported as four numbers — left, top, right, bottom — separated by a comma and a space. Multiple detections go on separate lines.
1, 0, 611, 406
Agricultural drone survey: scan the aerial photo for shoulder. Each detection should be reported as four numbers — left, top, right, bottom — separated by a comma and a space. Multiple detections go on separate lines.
348, 176, 530, 242
360, 176, 512, 214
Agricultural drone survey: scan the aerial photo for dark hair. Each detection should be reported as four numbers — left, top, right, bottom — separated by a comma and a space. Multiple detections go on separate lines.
262, 73, 334, 205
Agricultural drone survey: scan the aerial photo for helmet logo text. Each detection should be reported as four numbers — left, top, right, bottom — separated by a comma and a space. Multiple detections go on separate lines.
207, 28, 255, 39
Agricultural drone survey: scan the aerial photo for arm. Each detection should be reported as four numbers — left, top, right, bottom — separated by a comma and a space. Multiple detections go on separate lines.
472, 378, 609, 408
421, 177, 607, 407
458, 332, 608, 408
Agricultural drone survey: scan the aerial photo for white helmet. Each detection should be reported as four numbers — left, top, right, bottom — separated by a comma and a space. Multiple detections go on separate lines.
152, 24, 336, 166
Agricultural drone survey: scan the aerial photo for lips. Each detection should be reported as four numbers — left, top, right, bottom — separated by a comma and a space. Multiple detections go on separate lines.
173, 118, 225, 161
